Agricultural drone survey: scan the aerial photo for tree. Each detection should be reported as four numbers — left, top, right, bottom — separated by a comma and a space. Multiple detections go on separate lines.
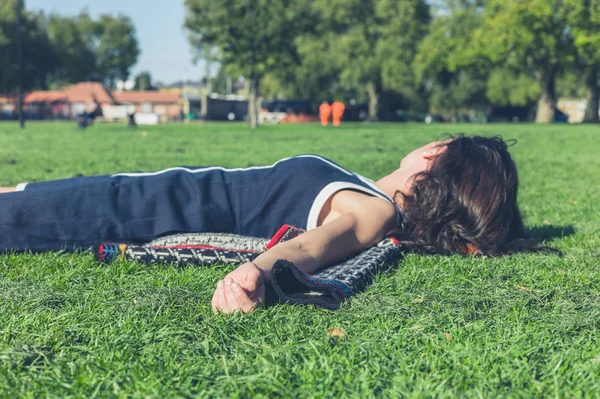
185, 0, 313, 128
96, 14, 140, 88
0, 0, 57, 92
414, 3, 491, 116
210, 64, 234, 95
470, 0, 572, 123
566, 0, 600, 123
189, 40, 219, 92
264, 33, 343, 102
75, 13, 139, 88
312, 0, 430, 120
0, 20, 7, 45
45, 14, 96, 87
485, 63, 540, 109
134, 71, 154, 91
1, 5, 139, 93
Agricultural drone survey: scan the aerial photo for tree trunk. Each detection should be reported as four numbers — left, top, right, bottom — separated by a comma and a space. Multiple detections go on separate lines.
366, 81, 379, 122
535, 66, 557, 123
248, 76, 260, 129
583, 67, 600, 123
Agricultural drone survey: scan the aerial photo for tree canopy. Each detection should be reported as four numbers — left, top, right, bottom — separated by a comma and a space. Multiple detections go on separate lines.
184, 0, 600, 125
184, 0, 313, 127
566, 0, 600, 122
0, 0, 57, 92
0, 3, 139, 93
1, 0, 600, 124
134, 71, 154, 91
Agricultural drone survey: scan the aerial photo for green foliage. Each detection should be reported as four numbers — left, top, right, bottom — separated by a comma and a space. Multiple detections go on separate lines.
184, 0, 429, 120
210, 65, 232, 94
91, 14, 140, 88
471, 0, 574, 121
563, 0, 600, 122
0, 0, 58, 92
1, 0, 599, 121
45, 14, 96, 87
133, 71, 154, 91
486, 66, 540, 107
472, 0, 572, 69
0, 21, 7, 46
557, 69, 587, 98
566, 0, 600, 68
184, 0, 313, 126
0, 4, 139, 92
376, 0, 430, 93
263, 34, 346, 101
184, 0, 310, 81
310, 0, 430, 119
1, 122, 600, 396
414, 5, 491, 114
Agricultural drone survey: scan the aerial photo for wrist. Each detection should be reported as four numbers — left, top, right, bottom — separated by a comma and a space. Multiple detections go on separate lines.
251, 260, 271, 282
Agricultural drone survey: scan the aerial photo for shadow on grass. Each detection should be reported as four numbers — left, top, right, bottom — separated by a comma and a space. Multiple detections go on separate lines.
527, 224, 576, 241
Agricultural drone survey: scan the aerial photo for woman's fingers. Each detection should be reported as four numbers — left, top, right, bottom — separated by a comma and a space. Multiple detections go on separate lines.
242, 264, 262, 292
213, 266, 263, 314
224, 278, 256, 313
215, 280, 231, 313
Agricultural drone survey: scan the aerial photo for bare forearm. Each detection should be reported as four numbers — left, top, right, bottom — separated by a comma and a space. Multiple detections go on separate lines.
252, 210, 392, 281
251, 240, 322, 281
213, 193, 397, 313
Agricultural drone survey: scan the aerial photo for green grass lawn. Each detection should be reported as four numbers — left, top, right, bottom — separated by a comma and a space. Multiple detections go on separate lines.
0, 121, 599, 397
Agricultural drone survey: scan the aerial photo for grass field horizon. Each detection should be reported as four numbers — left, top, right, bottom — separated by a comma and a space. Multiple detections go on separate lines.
1, 121, 599, 397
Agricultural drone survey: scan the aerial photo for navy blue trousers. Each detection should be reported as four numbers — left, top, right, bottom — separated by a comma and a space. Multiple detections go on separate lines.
0, 170, 236, 253
0, 155, 392, 253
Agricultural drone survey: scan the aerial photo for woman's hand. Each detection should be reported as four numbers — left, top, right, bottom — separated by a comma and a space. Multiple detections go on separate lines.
210, 192, 396, 314
211, 262, 266, 314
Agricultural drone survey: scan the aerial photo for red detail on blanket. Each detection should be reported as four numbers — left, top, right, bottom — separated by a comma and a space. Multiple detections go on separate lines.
266, 224, 292, 250
266, 224, 306, 250
151, 244, 260, 253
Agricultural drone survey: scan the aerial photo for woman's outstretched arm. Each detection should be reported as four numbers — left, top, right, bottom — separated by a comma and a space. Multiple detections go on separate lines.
211, 191, 397, 313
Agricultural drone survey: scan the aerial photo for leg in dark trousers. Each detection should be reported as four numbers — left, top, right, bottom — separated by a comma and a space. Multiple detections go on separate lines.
0, 170, 236, 253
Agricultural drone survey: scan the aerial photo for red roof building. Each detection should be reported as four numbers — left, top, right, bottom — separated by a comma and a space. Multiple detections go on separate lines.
112, 90, 182, 121
112, 91, 180, 104
12, 82, 182, 121
63, 82, 116, 104
24, 91, 67, 104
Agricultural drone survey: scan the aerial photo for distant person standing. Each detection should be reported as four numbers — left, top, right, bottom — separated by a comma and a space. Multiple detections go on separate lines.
319, 101, 331, 126
332, 101, 345, 127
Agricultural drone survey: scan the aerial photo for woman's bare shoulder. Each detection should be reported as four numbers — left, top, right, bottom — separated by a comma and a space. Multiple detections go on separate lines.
328, 190, 397, 231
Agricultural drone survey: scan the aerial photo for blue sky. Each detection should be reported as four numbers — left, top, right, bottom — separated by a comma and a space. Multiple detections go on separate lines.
27, 0, 210, 84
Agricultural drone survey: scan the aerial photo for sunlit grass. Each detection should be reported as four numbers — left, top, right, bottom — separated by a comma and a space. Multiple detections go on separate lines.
1, 121, 599, 397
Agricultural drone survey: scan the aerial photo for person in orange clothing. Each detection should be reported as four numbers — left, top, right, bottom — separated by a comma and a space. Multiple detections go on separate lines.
331, 101, 345, 127
319, 101, 332, 126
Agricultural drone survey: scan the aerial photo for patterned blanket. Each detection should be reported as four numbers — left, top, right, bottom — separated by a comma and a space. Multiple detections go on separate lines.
95, 225, 405, 309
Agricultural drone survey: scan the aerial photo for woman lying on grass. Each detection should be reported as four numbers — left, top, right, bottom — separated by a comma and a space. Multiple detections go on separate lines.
0, 135, 548, 313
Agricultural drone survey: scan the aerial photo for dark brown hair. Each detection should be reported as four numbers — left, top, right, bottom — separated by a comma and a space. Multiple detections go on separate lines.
395, 135, 556, 256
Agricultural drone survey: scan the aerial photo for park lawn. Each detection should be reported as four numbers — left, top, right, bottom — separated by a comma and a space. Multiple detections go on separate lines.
0, 121, 599, 398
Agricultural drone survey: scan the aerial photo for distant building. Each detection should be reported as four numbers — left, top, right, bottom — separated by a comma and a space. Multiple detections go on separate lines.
24, 82, 115, 120
112, 91, 182, 121
0, 94, 17, 120
2, 82, 183, 122
1, 80, 266, 123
